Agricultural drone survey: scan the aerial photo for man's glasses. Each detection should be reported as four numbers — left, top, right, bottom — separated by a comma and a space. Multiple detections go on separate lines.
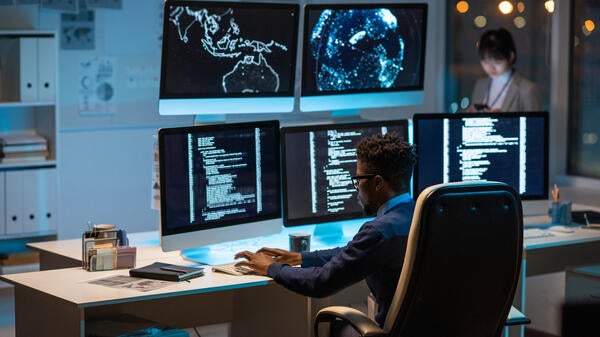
351, 174, 377, 190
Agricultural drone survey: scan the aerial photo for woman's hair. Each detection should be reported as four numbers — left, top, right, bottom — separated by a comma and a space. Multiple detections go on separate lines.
477, 28, 517, 64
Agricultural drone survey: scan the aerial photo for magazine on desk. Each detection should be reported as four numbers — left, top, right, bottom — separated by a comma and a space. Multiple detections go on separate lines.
129, 262, 204, 282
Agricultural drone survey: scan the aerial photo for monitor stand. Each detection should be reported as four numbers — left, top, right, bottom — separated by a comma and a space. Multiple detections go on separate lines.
312, 222, 344, 246
311, 217, 373, 247
331, 109, 361, 121
181, 245, 243, 266
194, 114, 226, 125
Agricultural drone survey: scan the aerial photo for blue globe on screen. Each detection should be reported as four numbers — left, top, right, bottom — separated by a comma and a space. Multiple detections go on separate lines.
310, 8, 405, 91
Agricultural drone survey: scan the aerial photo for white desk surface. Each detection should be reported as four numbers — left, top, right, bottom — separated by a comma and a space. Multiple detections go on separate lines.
0, 253, 271, 308
522, 203, 600, 249
524, 226, 600, 249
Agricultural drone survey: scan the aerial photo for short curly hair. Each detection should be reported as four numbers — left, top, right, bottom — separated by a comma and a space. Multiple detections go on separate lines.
356, 132, 417, 192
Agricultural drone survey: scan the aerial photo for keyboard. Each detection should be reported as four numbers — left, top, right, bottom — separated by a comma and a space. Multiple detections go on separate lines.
212, 263, 255, 276
523, 228, 556, 240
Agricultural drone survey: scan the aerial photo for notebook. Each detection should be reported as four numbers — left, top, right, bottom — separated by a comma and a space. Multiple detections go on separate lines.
129, 262, 204, 282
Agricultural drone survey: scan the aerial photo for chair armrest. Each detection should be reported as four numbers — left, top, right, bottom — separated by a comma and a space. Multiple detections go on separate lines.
314, 306, 385, 337
505, 306, 531, 326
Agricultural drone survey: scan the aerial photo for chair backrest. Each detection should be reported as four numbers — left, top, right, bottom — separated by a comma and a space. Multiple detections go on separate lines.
384, 181, 523, 337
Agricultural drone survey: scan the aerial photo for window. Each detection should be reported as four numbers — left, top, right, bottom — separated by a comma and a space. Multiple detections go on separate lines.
445, 0, 551, 113
569, 1, 600, 178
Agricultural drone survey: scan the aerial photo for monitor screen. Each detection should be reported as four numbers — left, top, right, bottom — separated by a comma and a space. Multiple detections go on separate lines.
412, 112, 549, 201
159, 120, 282, 252
300, 3, 427, 112
159, 1, 299, 115
281, 120, 409, 227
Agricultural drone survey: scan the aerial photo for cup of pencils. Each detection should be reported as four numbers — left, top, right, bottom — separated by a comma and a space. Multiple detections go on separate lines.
550, 184, 572, 225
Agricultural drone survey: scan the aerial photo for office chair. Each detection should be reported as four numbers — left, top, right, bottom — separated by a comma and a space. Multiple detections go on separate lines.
314, 181, 524, 337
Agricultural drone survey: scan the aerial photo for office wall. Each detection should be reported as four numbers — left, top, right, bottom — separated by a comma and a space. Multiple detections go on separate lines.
1, 0, 447, 239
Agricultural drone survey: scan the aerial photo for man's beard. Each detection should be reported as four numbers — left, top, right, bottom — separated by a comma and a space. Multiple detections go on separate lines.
359, 199, 377, 217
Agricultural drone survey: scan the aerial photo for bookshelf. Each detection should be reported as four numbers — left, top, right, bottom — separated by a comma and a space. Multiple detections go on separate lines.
0, 30, 58, 238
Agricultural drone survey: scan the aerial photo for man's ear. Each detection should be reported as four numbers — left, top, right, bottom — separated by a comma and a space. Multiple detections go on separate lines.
374, 175, 385, 191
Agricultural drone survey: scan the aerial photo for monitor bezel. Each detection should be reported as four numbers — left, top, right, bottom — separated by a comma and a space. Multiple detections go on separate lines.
158, 120, 282, 248
411, 111, 550, 201
159, 1, 300, 115
281, 119, 409, 227
299, 3, 428, 111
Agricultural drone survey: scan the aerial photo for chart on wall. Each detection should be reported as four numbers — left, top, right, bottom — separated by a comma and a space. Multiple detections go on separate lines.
78, 57, 117, 116
61, 10, 95, 50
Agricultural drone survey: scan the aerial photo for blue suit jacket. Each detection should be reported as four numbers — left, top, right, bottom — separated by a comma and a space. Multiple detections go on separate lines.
267, 200, 415, 326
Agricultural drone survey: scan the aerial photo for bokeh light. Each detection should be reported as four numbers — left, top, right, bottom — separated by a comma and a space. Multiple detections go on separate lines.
450, 102, 459, 113
582, 20, 595, 36
513, 16, 527, 29
544, 1, 555, 13
517, 2, 525, 13
474, 15, 487, 28
460, 97, 470, 110
583, 133, 598, 145
498, 1, 514, 15
456, 1, 469, 14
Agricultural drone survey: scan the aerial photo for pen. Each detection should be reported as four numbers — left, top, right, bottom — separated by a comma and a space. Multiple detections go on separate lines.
585, 213, 591, 227
160, 266, 190, 273
551, 184, 560, 203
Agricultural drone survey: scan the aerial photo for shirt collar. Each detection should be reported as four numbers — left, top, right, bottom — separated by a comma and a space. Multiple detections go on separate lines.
376, 192, 413, 217
493, 69, 512, 85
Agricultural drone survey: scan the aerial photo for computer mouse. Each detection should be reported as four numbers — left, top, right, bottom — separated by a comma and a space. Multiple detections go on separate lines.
548, 225, 575, 233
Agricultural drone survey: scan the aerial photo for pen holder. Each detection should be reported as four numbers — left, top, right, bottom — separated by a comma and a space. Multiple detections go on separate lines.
551, 201, 572, 225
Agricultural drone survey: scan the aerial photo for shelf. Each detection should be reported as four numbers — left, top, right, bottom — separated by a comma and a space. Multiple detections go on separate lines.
0, 101, 55, 108
0, 29, 58, 238
0, 160, 56, 170
0, 30, 55, 38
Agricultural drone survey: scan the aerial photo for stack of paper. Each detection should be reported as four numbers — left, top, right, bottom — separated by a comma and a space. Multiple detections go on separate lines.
0, 133, 48, 163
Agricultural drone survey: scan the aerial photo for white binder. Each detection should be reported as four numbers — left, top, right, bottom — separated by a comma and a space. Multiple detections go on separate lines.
37, 37, 56, 101
5, 168, 57, 234
18, 37, 38, 102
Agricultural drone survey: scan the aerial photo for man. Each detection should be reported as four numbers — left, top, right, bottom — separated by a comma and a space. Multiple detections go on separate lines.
235, 133, 417, 333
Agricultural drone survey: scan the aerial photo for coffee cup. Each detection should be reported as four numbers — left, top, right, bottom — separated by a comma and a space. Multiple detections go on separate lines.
289, 233, 311, 253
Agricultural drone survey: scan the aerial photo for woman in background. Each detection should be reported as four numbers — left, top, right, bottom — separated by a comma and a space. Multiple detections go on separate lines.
468, 28, 541, 112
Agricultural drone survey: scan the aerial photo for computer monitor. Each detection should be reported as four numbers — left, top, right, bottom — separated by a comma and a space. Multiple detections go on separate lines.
300, 3, 427, 112
158, 120, 282, 255
281, 119, 409, 227
159, 1, 299, 115
412, 112, 549, 214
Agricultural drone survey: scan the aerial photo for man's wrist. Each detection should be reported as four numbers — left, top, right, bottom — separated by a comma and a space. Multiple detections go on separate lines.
294, 252, 303, 266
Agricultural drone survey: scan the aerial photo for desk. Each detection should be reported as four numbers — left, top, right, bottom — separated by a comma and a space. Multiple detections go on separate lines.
5, 223, 368, 337
11, 214, 600, 337
3, 245, 530, 337
1, 256, 316, 337
516, 206, 600, 336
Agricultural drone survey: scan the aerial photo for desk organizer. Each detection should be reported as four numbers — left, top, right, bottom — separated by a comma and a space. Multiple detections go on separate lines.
82, 228, 136, 271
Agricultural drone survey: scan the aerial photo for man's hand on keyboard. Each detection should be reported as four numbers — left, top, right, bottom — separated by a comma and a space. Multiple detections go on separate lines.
257, 247, 302, 266
234, 250, 277, 275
